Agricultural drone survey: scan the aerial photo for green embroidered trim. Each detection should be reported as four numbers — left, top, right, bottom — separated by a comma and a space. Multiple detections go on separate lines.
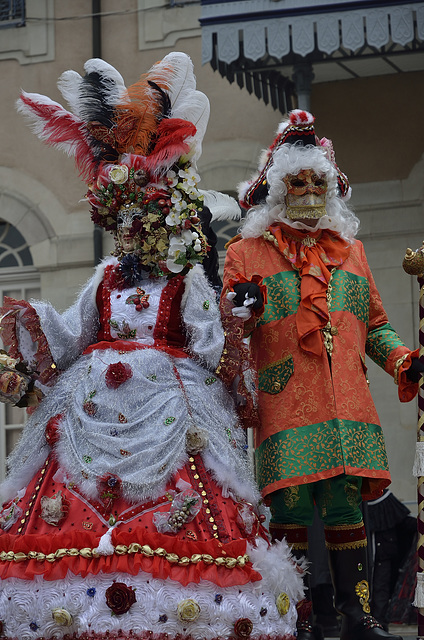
257, 272, 301, 326
256, 270, 369, 327
258, 355, 294, 394
366, 323, 406, 369
255, 419, 388, 492
330, 271, 369, 325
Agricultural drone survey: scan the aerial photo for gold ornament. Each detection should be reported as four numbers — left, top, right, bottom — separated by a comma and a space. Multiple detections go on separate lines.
355, 580, 371, 613
177, 598, 201, 622
276, 592, 290, 616
52, 608, 73, 626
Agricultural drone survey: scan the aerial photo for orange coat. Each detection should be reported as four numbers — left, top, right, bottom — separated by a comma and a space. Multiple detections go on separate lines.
222, 231, 414, 501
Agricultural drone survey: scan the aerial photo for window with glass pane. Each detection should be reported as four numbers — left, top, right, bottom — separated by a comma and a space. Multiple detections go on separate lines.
0, 219, 40, 479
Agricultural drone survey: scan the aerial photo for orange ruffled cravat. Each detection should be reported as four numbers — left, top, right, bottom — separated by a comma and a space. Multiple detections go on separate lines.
268, 222, 351, 356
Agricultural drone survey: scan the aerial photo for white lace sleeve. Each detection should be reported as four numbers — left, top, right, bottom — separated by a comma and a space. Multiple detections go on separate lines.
30, 276, 100, 370
181, 265, 225, 371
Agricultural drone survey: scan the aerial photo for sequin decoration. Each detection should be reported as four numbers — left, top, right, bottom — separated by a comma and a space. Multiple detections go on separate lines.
118, 413, 128, 423
203, 300, 210, 310
164, 416, 176, 425
86, 587, 96, 597
83, 455, 92, 464
205, 376, 217, 385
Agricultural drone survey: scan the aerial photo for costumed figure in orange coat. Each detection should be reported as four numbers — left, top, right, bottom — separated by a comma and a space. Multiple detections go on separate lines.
221, 110, 423, 640
0, 54, 304, 640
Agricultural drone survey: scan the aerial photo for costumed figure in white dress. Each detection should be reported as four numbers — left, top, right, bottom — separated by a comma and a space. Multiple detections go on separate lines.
0, 53, 304, 640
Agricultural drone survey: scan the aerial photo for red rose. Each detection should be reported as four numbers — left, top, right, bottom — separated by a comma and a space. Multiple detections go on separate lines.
105, 362, 133, 389
105, 582, 136, 615
45, 413, 63, 446
234, 618, 253, 638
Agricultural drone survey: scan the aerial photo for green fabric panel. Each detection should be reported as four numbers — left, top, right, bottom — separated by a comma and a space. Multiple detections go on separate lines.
366, 323, 406, 369
258, 356, 294, 394
256, 271, 300, 326
255, 419, 388, 491
256, 270, 370, 327
329, 271, 369, 325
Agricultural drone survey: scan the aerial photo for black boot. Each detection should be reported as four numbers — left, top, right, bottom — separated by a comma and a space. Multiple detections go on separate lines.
327, 545, 403, 640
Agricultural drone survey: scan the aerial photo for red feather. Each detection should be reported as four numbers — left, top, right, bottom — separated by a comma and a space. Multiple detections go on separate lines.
18, 92, 97, 181
148, 118, 196, 173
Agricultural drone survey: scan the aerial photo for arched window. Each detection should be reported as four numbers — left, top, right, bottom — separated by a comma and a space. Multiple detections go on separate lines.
0, 220, 40, 479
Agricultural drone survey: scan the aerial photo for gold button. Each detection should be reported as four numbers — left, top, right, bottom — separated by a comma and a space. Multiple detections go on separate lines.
209, 517, 215, 523
193, 474, 199, 480
203, 499, 209, 504
331, 327, 338, 335
198, 482, 204, 488
205, 508, 211, 514
201, 491, 207, 496
190, 465, 196, 470
212, 524, 218, 530
272, 381, 281, 392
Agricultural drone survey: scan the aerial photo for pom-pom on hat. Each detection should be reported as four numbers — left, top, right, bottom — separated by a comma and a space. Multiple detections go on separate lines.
238, 109, 350, 209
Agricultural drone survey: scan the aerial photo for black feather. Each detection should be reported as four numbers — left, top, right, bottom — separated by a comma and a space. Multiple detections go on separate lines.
79, 71, 119, 164
79, 71, 116, 127
147, 80, 172, 120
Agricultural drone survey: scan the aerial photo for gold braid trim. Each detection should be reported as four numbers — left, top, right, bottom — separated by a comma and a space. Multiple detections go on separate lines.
325, 538, 368, 551
0, 545, 249, 569
394, 353, 408, 385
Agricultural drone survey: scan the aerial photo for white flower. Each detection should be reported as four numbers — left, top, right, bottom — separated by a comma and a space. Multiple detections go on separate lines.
166, 170, 178, 187
165, 211, 180, 226
167, 235, 187, 273
194, 240, 202, 252
171, 190, 182, 204
181, 229, 195, 245
166, 259, 185, 273
172, 200, 185, 214
109, 165, 128, 184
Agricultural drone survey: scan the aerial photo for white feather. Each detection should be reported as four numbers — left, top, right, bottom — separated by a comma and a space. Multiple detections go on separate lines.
16, 91, 82, 157
147, 52, 210, 163
57, 69, 84, 116
84, 57, 127, 104
249, 538, 305, 602
200, 190, 241, 221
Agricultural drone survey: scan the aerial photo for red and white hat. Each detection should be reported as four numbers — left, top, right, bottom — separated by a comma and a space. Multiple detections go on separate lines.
238, 109, 350, 209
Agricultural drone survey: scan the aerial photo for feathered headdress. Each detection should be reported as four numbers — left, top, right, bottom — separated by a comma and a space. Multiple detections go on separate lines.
16, 53, 212, 226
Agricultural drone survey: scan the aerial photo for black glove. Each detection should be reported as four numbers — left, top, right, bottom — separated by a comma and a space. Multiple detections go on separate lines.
232, 282, 264, 310
405, 357, 424, 382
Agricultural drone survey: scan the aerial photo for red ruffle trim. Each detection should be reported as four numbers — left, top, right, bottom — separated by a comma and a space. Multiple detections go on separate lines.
0, 297, 59, 386
4, 633, 296, 640
0, 528, 261, 587
83, 340, 188, 359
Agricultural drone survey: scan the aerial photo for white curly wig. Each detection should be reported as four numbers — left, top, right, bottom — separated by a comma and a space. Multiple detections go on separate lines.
240, 142, 359, 242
